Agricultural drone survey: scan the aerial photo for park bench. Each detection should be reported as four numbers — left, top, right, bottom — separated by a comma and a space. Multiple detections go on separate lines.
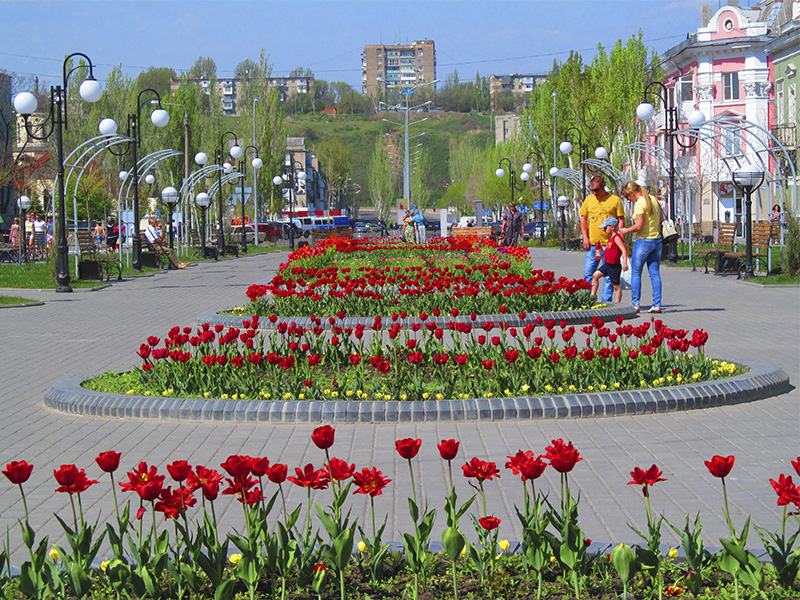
0, 242, 19, 264
691, 222, 737, 274
189, 229, 218, 260
451, 226, 492, 239
723, 221, 778, 278
311, 227, 353, 244
138, 233, 169, 269
76, 230, 122, 281
210, 235, 239, 258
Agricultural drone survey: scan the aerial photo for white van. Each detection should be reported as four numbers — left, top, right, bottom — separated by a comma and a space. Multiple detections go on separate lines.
312, 216, 334, 230
292, 217, 314, 234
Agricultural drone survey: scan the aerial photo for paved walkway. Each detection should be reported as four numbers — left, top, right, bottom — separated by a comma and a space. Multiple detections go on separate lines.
0, 247, 798, 562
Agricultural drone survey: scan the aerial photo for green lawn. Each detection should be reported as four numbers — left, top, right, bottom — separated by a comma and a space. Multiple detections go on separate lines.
0, 295, 38, 305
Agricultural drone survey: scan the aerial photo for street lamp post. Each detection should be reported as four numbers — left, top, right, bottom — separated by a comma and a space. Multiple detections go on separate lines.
216, 133, 243, 255
559, 127, 588, 198
732, 164, 765, 280
252, 96, 260, 238
495, 157, 525, 210
14, 52, 104, 292
161, 186, 179, 252
522, 154, 548, 245
17, 195, 31, 262
237, 146, 263, 253
273, 154, 306, 251
195, 192, 212, 259
636, 83, 705, 263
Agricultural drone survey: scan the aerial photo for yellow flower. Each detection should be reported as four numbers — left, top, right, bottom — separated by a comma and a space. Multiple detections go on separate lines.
101, 560, 110, 572
614, 382, 620, 388
126, 389, 135, 395
669, 548, 679, 559
504, 388, 511, 396
569, 385, 577, 392
391, 551, 400, 559
49, 547, 60, 561
298, 393, 305, 400
232, 394, 239, 400
600, 384, 607, 391
400, 394, 408, 401
587, 386, 594, 391
331, 391, 338, 398
263, 393, 271, 399
550, 555, 557, 563
358, 541, 367, 553
640, 380, 647, 387
692, 372, 702, 379
229, 553, 242, 565
422, 392, 430, 400
483, 392, 493, 398
144, 390, 151, 396
544, 385, 553, 392
221, 393, 229, 399
666, 376, 673, 382
558, 387, 563, 392
204, 392, 210, 398
521, 384, 530, 392
676, 374, 683, 382
436, 393, 444, 400
461, 546, 467, 557
498, 539, 510, 552
324, 389, 331, 395
168, 388, 174, 394
283, 393, 292, 400
346, 390, 354, 397
162, 390, 169, 396
711, 369, 717, 376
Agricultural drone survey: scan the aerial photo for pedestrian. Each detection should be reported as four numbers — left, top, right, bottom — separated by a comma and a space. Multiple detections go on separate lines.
32, 213, 47, 257
412, 209, 428, 243
403, 210, 415, 243
93, 220, 106, 250
619, 181, 662, 313
502, 202, 524, 246
10, 217, 20, 248
106, 218, 119, 251
579, 175, 625, 301
25, 213, 34, 249
591, 217, 628, 303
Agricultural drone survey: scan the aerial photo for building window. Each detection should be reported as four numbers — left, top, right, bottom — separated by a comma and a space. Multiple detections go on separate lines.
790, 84, 797, 125
723, 72, 739, 101
680, 75, 693, 102
776, 80, 784, 124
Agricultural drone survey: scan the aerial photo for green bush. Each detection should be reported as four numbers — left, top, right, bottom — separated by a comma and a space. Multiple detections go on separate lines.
784, 208, 800, 276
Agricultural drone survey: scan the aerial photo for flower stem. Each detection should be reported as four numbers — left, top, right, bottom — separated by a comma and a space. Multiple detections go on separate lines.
408, 459, 417, 507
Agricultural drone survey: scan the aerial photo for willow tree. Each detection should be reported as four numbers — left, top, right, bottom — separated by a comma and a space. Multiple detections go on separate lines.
367, 136, 397, 223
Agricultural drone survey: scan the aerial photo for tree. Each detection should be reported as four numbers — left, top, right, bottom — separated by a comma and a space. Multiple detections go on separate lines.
367, 136, 397, 223
135, 67, 175, 99
314, 138, 352, 210
188, 56, 217, 80
410, 147, 433, 210
235, 59, 259, 81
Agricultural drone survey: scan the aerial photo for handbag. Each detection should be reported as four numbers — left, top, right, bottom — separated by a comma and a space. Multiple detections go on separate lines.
661, 219, 679, 243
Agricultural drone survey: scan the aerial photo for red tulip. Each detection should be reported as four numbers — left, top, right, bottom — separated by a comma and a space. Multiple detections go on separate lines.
792, 457, 800, 478
120, 462, 165, 500
186, 465, 222, 501
326, 457, 355, 482
396, 438, 422, 460
437, 439, 460, 461
479, 516, 501, 531
54, 464, 98, 494
287, 464, 330, 490
155, 485, 197, 519
267, 463, 288, 484
249, 457, 270, 477
462, 457, 500, 482
352, 467, 392, 497
166, 460, 192, 482
769, 474, 800, 508
544, 439, 582, 473
312, 425, 336, 450
628, 464, 667, 497
704, 455, 735, 479
221, 455, 253, 478
505, 450, 547, 481
3, 460, 33, 484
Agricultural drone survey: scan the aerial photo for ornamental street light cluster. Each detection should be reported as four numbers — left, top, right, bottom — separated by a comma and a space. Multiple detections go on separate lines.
732, 164, 766, 280
273, 153, 306, 251
636, 82, 706, 263
14, 52, 104, 292
216, 133, 243, 255
237, 145, 263, 253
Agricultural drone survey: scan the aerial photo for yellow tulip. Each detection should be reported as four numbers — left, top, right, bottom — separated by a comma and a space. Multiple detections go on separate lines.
101, 560, 110, 572
498, 539, 510, 552
229, 553, 242, 565
669, 548, 679, 559
358, 541, 367, 553
49, 547, 60, 561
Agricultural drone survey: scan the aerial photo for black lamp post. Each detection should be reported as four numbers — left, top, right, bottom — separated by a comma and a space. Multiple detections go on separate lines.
161, 186, 179, 252
195, 192, 213, 260
637, 83, 706, 263
495, 157, 525, 210
274, 152, 306, 251
732, 164, 765, 280
17, 195, 31, 263
216, 133, 243, 255
238, 145, 263, 253
14, 52, 104, 292
522, 153, 548, 245
559, 126, 588, 199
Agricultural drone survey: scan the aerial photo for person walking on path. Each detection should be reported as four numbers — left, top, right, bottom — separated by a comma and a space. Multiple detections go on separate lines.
403, 210, 416, 243
412, 209, 428, 243
93, 221, 106, 251
591, 217, 628, 303
619, 181, 663, 313
502, 202, 525, 246
579, 175, 625, 301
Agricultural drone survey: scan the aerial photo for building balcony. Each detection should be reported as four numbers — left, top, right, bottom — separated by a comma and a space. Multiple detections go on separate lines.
772, 123, 797, 149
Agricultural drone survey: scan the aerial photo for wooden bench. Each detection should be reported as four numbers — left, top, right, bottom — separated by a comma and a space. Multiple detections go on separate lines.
76, 230, 122, 281
451, 226, 492, 239
565, 224, 583, 250
138, 233, 169, 269
691, 223, 737, 274
210, 236, 239, 258
189, 230, 218, 260
723, 221, 777, 278
311, 227, 353, 244
0, 243, 19, 264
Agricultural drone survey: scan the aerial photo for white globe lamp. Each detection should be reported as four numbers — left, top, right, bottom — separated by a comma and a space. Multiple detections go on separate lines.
99, 118, 117, 135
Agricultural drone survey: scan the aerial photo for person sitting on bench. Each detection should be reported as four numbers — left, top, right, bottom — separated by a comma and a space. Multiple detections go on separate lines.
144, 218, 187, 269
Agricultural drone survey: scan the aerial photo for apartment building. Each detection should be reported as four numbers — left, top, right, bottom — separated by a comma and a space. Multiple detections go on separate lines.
489, 73, 547, 110
169, 76, 314, 116
361, 40, 436, 96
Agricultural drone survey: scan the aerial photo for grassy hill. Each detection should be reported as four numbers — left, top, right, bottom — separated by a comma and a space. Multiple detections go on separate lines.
284, 111, 493, 207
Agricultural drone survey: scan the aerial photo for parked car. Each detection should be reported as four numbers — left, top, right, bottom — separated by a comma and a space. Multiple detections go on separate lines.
352, 221, 368, 234
266, 221, 304, 240
523, 220, 548, 240
230, 225, 266, 244
256, 222, 281, 242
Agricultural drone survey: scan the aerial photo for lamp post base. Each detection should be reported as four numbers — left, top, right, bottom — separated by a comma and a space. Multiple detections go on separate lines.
667, 239, 679, 263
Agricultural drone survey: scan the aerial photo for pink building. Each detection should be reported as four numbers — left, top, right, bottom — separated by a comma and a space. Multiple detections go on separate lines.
642, 1, 783, 232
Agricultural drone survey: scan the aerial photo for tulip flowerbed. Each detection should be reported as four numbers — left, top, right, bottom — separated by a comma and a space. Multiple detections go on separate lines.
239, 237, 594, 318
2, 433, 798, 600
86, 314, 743, 402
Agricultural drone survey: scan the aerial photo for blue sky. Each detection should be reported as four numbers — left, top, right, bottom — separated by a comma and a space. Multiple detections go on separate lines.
1, 0, 741, 90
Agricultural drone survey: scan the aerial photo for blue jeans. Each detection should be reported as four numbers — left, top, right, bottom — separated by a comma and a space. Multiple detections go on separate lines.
631, 238, 663, 309
583, 248, 613, 301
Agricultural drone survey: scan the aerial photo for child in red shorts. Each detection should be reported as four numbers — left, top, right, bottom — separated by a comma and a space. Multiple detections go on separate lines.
591, 217, 628, 303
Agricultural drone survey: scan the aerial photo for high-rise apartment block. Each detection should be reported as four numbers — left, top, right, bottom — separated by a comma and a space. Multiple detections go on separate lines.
361, 40, 436, 96
170, 76, 313, 116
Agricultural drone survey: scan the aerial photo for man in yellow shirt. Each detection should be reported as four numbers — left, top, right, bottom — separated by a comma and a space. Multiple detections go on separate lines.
579, 175, 625, 301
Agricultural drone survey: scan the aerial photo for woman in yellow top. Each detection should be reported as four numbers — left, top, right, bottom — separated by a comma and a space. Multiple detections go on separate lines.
619, 181, 663, 314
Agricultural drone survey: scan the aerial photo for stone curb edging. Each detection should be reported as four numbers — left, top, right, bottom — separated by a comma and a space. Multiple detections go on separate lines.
196, 304, 639, 330
0, 300, 45, 309
44, 360, 789, 424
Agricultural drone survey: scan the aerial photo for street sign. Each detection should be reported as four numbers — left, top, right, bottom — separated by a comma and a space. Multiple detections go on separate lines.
533, 202, 541, 210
